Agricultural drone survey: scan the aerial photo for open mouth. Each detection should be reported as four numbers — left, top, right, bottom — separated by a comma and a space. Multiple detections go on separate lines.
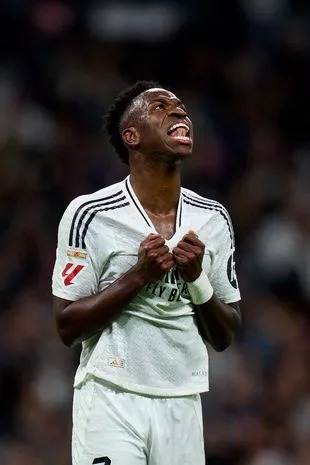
167, 122, 192, 144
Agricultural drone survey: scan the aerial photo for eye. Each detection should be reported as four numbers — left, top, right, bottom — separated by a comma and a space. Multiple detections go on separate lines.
154, 103, 165, 111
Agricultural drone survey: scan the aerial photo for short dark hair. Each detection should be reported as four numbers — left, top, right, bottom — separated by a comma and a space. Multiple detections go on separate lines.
104, 80, 161, 164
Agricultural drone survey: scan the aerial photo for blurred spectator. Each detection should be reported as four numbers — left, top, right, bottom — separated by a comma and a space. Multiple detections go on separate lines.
0, 1, 309, 464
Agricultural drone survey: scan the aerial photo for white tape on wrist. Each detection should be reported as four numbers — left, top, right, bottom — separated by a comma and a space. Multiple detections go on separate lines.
187, 270, 214, 305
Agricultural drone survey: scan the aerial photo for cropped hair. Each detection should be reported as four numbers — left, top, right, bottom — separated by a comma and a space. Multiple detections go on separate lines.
104, 80, 161, 164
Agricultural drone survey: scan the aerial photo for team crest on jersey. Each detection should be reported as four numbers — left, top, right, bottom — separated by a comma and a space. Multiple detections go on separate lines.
227, 249, 238, 289
61, 262, 86, 286
66, 249, 87, 259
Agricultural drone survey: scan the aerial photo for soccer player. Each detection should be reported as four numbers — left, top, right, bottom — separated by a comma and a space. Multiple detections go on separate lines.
52, 81, 241, 465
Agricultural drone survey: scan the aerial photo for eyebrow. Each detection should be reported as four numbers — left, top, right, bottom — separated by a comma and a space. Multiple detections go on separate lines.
149, 96, 185, 107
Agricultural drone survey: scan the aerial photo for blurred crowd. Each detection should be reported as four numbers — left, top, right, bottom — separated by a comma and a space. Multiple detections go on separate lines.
0, 1, 309, 464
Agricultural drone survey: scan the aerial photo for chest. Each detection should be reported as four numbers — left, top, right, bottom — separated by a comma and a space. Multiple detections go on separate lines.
96, 209, 216, 289
146, 211, 176, 240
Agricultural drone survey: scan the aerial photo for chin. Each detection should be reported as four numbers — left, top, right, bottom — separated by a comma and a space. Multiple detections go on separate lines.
174, 145, 193, 159
167, 138, 193, 158
164, 151, 191, 167
165, 142, 192, 157
153, 141, 193, 164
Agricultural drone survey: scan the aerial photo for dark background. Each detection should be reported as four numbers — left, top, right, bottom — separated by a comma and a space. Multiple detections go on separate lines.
0, 1, 309, 464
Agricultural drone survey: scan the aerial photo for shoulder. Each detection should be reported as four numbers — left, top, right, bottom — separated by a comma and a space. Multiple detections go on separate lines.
63, 180, 126, 219
182, 187, 235, 243
58, 180, 126, 247
182, 187, 232, 222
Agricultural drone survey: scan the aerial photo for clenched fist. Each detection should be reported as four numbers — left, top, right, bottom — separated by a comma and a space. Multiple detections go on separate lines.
135, 233, 174, 282
172, 231, 205, 282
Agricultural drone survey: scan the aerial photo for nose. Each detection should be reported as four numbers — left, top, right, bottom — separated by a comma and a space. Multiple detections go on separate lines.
168, 105, 187, 118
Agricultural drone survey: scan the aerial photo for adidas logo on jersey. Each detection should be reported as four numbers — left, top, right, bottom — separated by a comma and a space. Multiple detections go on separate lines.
108, 358, 125, 368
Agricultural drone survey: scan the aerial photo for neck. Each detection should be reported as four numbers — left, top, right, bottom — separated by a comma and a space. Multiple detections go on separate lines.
129, 159, 181, 215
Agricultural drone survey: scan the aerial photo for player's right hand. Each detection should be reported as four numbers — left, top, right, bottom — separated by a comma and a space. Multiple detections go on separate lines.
134, 233, 174, 282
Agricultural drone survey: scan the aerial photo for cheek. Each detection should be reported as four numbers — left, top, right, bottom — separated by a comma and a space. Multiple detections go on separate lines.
140, 125, 163, 147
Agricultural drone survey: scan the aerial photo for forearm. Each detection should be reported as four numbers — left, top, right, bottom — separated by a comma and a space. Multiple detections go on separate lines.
195, 296, 241, 351
55, 266, 148, 347
172, 226, 241, 351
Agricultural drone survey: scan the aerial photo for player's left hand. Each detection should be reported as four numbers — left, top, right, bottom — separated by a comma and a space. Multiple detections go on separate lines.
172, 231, 205, 282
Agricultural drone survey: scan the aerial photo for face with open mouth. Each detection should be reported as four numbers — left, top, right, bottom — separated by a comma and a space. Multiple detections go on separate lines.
122, 88, 193, 162
166, 121, 192, 145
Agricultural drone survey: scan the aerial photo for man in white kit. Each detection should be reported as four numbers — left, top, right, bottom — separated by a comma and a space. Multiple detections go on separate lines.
52, 81, 241, 465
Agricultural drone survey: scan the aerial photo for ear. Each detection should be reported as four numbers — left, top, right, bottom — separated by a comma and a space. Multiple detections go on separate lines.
122, 127, 140, 149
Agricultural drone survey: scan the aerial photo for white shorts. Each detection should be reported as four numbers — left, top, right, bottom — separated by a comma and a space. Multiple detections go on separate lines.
72, 377, 205, 465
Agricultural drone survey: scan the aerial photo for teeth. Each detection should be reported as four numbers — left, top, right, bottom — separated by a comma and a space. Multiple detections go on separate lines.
168, 122, 190, 134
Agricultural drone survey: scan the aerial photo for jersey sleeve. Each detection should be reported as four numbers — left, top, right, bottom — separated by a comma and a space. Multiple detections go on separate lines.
52, 198, 101, 301
208, 211, 241, 304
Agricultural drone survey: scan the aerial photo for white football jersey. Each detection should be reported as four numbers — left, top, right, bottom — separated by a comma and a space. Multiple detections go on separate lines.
52, 176, 241, 396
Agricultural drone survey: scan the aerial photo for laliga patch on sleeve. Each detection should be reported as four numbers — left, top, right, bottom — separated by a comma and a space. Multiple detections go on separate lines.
227, 249, 238, 289
61, 262, 86, 286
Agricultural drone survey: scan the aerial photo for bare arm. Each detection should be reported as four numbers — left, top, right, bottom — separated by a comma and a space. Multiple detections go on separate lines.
173, 232, 241, 352
54, 234, 174, 347
194, 299, 241, 351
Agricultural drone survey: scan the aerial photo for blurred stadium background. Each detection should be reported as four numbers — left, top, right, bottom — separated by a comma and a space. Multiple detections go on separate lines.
0, 1, 309, 464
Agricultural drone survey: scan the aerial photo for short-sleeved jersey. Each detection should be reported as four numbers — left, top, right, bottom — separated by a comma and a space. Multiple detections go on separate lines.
52, 176, 241, 396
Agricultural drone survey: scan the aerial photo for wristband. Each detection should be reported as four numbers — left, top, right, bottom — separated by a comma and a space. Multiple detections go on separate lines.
187, 270, 214, 305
